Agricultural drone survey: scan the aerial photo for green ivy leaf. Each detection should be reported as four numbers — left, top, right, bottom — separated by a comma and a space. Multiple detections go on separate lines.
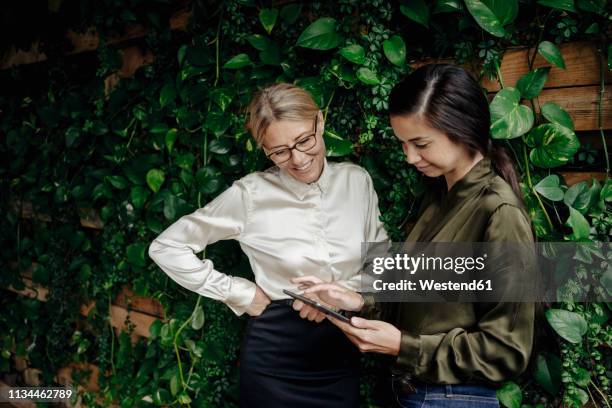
496, 381, 522, 408
195, 166, 223, 195
576, 0, 606, 13
280, 3, 302, 24
339, 44, 366, 65
149, 319, 162, 339
537, 0, 576, 12
546, 308, 588, 343
485, 0, 518, 25
205, 112, 230, 136
107, 175, 128, 190
537, 41, 566, 69
324, 129, 353, 157
490, 87, 534, 139
170, 371, 179, 396
209, 88, 233, 112
525, 123, 580, 168
399, 0, 430, 27
130, 186, 150, 209
356, 67, 380, 85
541, 102, 574, 130
296, 17, 343, 50
246, 34, 270, 51
259, 8, 278, 34
191, 305, 205, 330
209, 138, 232, 154
535, 175, 564, 201
566, 205, 591, 241
223, 54, 253, 69
433, 0, 463, 13
165, 128, 178, 153
146, 169, 165, 192
127, 243, 147, 267
601, 179, 612, 202
464, 0, 507, 38
516, 67, 551, 99
564, 182, 592, 214
383, 35, 407, 67
533, 353, 562, 395
160, 82, 177, 108
65, 127, 81, 147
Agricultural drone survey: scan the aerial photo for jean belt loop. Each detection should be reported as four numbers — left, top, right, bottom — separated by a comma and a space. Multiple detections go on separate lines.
445, 384, 453, 397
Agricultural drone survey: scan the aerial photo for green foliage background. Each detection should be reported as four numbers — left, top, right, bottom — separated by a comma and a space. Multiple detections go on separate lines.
0, 0, 610, 407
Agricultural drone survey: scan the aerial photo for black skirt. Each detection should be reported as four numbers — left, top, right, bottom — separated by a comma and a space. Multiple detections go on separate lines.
239, 300, 361, 407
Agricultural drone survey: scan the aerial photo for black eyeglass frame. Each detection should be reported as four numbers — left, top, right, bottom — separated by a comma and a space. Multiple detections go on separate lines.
264, 115, 319, 164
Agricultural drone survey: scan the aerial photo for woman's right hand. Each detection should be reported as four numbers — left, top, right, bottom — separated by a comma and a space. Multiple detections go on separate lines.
292, 276, 364, 312
246, 285, 271, 316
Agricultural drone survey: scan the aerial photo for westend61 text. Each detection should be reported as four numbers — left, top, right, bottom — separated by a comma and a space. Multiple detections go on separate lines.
373, 279, 493, 291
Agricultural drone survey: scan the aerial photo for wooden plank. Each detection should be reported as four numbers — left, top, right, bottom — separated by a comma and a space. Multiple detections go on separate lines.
0, 8, 191, 69
56, 362, 100, 392
560, 172, 607, 186
482, 41, 611, 92
7, 276, 49, 302
114, 286, 164, 318
535, 85, 611, 131
12, 200, 104, 229
110, 305, 157, 339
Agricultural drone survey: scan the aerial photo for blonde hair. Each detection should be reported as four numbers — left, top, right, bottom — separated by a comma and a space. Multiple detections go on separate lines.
246, 83, 320, 146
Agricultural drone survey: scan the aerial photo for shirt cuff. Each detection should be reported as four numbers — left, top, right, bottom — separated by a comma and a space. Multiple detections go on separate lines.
224, 276, 257, 316
394, 331, 421, 373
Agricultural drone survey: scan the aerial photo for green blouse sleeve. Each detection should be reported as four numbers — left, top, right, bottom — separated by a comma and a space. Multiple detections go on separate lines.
395, 204, 535, 383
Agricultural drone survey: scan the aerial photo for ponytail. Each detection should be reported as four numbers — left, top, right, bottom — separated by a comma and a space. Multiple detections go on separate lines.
487, 140, 523, 203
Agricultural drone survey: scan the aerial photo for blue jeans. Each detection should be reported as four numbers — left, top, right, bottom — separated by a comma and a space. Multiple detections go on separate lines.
391, 377, 500, 408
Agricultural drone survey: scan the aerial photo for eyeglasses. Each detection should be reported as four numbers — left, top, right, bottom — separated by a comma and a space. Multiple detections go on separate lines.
265, 115, 318, 164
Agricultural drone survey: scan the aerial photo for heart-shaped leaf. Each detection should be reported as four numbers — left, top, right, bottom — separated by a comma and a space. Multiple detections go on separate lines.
130, 186, 150, 209
538, 41, 566, 69
566, 205, 591, 240
259, 8, 278, 34
280, 4, 302, 24
496, 381, 522, 408
146, 169, 165, 192
517, 67, 551, 99
537, 0, 576, 12
165, 128, 178, 153
223, 54, 253, 69
339, 44, 366, 65
324, 129, 353, 157
383, 35, 407, 67
191, 305, 205, 330
541, 102, 574, 130
246, 34, 270, 51
356, 67, 380, 85
127, 243, 147, 267
490, 87, 534, 139
400, 0, 430, 27
160, 82, 177, 108
576, 0, 606, 13
464, 0, 507, 37
535, 175, 564, 201
296, 17, 343, 50
433, 0, 463, 13
545, 308, 588, 343
525, 123, 580, 168
533, 353, 562, 395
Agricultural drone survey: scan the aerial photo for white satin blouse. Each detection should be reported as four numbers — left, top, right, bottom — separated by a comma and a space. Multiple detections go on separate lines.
148, 159, 388, 315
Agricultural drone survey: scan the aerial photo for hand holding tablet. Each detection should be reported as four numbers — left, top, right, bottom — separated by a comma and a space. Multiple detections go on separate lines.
283, 289, 352, 324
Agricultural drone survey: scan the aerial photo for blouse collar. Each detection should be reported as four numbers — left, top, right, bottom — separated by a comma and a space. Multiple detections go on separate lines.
442, 157, 495, 203
279, 158, 331, 200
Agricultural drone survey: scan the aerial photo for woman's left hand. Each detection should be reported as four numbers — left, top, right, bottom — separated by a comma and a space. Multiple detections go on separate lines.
328, 316, 402, 356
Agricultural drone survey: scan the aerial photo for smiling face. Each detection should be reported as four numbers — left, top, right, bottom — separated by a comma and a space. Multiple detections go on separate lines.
390, 113, 478, 185
262, 112, 326, 184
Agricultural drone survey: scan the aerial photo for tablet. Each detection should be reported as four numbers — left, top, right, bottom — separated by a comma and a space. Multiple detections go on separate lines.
283, 289, 351, 324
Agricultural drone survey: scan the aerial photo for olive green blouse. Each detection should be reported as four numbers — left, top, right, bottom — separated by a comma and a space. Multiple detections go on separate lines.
362, 157, 535, 384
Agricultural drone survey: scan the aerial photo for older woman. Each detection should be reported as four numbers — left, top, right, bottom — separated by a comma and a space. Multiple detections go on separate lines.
148, 83, 388, 407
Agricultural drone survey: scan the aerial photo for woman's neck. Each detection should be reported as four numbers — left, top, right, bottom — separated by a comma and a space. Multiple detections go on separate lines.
444, 152, 484, 191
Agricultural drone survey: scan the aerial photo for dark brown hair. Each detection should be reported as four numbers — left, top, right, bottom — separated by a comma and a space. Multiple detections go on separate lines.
389, 63, 522, 200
